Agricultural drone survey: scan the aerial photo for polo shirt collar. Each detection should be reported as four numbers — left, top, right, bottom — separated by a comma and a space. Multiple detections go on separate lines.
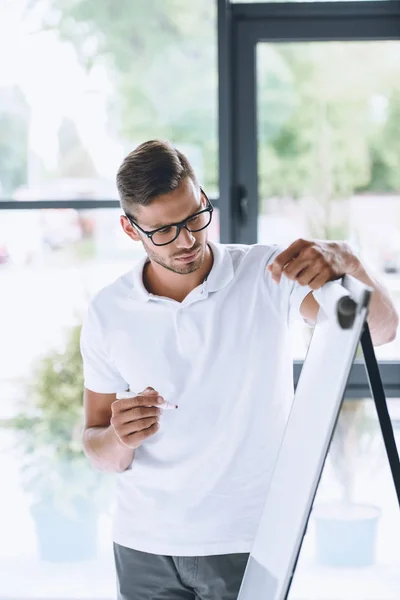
131, 241, 234, 302
206, 241, 234, 293
131, 253, 152, 302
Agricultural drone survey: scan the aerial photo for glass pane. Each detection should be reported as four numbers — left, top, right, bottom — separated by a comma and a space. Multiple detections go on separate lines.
0, 1, 218, 200
257, 41, 400, 360
0, 206, 219, 596
287, 398, 400, 600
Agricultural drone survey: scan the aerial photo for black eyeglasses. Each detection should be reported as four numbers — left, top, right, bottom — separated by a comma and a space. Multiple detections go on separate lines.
125, 189, 214, 247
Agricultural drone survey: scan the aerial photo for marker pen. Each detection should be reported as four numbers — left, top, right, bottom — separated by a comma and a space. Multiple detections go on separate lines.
116, 389, 178, 410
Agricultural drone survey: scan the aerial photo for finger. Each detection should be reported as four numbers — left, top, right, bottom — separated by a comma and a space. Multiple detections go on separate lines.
281, 256, 311, 280
124, 406, 162, 422
136, 387, 161, 405
111, 406, 161, 427
140, 387, 159, 395
296, 264, 326, 286
117, 416, 160, 437
116, 387, 159, 402
112, 394, 164, 413
307, 268, 332, 290
120, 422, 160, 449
268, 239, 308, 281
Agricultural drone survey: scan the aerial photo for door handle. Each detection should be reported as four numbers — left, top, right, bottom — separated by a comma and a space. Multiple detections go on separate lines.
236, 184, 248, 225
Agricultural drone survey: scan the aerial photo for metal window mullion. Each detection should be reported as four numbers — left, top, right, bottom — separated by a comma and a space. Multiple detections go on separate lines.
232, 1, 400, 29
232, 21, 259, 245
239, 16, 400, 44
218, 0, 236, 243
0, 198, 220, 211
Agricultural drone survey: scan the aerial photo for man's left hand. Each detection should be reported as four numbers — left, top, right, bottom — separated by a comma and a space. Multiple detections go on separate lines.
267, 239, 358, 290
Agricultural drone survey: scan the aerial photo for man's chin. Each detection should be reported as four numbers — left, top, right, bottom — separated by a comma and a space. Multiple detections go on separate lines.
172, 259, 202, 275
171, 253, 203, 275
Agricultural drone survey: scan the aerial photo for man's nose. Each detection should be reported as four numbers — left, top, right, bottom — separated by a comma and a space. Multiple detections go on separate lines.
175, 226, 196, 249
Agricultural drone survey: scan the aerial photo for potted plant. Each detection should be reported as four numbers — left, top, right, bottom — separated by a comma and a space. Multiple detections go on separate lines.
2, 323, 111, 562
312, 396, 383, 567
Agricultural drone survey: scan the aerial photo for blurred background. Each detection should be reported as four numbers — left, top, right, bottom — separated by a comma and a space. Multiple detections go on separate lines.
0, 0, 400, 599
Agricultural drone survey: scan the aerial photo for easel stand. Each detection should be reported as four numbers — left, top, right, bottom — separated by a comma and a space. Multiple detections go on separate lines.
237, 278, 400, 600
361, 324, 400, 507
284, 324, 400, 600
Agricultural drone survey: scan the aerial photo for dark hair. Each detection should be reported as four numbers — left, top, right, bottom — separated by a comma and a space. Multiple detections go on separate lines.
116, 140, 198, 215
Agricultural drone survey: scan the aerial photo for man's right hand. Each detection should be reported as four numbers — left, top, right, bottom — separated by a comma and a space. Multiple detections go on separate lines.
110, 387, 163, 449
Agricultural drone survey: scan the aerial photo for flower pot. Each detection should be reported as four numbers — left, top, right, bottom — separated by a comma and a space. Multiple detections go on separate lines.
31, 496, 98, 562
312, 502, 381, 567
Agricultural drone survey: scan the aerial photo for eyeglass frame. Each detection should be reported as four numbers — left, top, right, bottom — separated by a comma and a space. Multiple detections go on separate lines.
124, 188, 214, 247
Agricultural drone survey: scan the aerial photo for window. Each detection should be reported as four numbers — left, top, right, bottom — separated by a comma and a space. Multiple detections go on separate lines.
256, 41, 400, 360
0, 0, 217, 594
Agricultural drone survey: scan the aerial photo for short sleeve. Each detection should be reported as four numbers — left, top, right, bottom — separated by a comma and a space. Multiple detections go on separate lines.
265, 245, 312, 325
80, 304, 128, 394
287, 279, 313, 324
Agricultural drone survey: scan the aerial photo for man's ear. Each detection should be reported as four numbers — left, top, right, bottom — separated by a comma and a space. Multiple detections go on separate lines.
200, 188, 208, 207
120, 215, 141, 242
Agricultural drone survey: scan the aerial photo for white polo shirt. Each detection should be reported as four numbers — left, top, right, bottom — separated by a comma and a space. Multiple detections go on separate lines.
80, 242, 312, 556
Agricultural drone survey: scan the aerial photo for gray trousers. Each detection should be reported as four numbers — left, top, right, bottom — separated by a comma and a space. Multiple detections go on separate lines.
113, 543, 249, 600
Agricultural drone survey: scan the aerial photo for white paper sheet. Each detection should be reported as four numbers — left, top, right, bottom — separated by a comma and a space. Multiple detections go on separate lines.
238, 276, 371, 600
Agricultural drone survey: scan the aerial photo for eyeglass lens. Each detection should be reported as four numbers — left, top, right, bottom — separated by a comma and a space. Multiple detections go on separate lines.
152, 210, 212, 246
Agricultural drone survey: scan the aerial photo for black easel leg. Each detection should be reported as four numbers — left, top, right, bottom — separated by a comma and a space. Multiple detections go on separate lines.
361, 323, 400, 508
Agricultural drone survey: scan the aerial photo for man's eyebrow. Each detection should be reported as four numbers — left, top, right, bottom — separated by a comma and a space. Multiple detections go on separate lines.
149, 204, 203, 230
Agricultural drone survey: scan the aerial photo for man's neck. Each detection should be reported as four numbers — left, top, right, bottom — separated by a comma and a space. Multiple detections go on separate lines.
143, 244, 213, 303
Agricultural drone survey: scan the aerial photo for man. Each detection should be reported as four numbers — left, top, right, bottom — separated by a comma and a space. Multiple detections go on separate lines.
80, 140, 398, 600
